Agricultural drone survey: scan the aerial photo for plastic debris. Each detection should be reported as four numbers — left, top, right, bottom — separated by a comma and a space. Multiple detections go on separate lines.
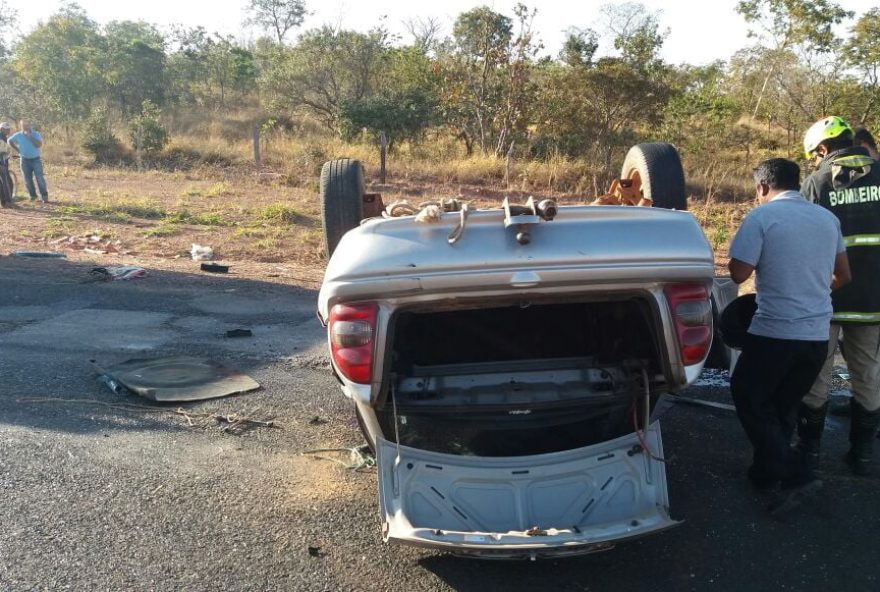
90, 266, 147, 281
201, 262, 229, 273
52, 235, 121, 254
191, 244, 214, 261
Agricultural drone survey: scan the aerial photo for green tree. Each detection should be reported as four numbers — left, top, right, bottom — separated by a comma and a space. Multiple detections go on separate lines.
600, 2, 668, 69
339, 89, 437, 149
736, 0, 853, 125
246, 0, 306, 44
167, 27, 257, 109
559, 28, 598, 68
10, 3, 106, 123
843, 9, 880, 124
439, 4, 540, 156
737, 0, 852, 53
0, 0, 18, 58
259, 26, 390, 129
103, 21, 166, 115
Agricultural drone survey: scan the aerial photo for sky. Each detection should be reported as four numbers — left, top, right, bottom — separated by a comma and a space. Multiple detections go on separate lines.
11, 0, 880, 65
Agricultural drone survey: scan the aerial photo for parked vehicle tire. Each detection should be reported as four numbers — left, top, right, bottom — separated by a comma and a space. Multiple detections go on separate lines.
320, 159, 365, 258
621, 143, 687, 210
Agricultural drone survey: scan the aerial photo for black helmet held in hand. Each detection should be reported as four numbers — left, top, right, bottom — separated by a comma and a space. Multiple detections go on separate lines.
720, 293, 757, 349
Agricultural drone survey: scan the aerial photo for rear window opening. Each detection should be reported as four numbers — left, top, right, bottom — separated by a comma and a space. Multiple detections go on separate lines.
378, 297, 666, 456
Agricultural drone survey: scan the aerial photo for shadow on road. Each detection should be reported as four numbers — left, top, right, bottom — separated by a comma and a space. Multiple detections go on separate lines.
0, 254, 324, 436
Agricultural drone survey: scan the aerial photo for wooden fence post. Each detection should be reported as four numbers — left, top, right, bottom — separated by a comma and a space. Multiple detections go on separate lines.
135, 128, 143, 172
253, 125, 262, 169
505, 141, 515, 189
379, 131, 387, 184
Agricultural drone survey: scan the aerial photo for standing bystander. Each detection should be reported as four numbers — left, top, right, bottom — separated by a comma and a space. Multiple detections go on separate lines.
853, 126, 879, 160
0, 122, 12, 207
8, 120, 48, 203
728, 158, 850, 515
798, 116, 880, 476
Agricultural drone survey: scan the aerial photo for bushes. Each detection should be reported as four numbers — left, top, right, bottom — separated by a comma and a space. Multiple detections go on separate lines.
81, 107, 125, 163
129, 100, 169, 156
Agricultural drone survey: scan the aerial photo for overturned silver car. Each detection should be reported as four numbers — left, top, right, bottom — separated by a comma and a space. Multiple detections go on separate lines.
317, 144, 734, 559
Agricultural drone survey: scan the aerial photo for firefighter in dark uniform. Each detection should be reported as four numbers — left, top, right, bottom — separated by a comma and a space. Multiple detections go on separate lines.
798, 116, 880, 476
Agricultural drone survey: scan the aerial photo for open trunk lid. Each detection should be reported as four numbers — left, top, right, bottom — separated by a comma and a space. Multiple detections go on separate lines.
377, 421, 678, 559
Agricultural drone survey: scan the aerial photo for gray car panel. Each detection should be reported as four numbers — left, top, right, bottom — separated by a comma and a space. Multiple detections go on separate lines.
377, 421, 678, 558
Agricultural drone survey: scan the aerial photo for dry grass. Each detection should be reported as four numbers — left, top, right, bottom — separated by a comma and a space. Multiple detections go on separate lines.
1, 118, 761, 281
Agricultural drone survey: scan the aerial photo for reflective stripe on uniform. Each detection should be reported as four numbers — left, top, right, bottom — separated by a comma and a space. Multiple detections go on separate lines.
834, 154, 875, 168
832, 311, 880, 322
843, 234, 880, 247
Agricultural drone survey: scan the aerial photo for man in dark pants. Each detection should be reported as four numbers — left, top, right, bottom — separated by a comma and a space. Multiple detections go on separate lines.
728, 158, 850, 515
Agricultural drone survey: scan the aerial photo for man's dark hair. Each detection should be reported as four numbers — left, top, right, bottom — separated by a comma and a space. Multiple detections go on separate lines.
753, 158, 801, 191
853, 126, 877, 151
819, 130, 854, 154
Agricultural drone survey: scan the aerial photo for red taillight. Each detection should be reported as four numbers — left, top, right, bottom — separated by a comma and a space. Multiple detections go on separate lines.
664, 283, 712, 366
329, 302, 378, 384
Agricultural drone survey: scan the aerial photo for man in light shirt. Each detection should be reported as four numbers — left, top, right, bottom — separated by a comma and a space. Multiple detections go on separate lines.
8, 119, 48, 203
728, 158, 850, 515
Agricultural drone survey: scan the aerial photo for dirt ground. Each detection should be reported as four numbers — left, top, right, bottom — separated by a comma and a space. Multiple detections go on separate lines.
0, 163, 740, 284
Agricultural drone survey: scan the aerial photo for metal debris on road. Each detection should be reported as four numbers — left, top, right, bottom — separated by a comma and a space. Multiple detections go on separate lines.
174, 408, 278, 434
671, 395, 737, 412
12, 250, 65, 258
225, 328, 252, 338
300, 445, 376, 471
92, 356, 260, 402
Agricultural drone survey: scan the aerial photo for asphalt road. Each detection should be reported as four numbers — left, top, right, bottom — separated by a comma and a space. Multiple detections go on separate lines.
1, 256, 878, 592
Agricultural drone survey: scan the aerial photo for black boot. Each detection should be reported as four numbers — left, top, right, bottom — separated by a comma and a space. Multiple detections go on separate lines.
829, 398, 851, 417
797, 402, 828, 470
846, 401, 880, 476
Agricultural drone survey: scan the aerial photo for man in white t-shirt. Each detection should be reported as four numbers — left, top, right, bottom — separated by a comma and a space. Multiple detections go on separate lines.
728, 157, 850, 515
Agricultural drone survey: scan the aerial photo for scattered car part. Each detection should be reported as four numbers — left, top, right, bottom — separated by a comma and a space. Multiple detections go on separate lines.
201, 263, 229, 273
225, 328, 252, 338
93, 356, 260, 402
12, 250, 65, 258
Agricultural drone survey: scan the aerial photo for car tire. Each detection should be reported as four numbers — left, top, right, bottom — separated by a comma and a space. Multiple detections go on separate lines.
320, 159, 365, 259
621, 143, 687, 210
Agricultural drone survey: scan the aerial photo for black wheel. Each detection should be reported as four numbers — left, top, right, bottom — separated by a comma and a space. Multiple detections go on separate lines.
320, 159, 365, 258
621, 143, 687, 210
